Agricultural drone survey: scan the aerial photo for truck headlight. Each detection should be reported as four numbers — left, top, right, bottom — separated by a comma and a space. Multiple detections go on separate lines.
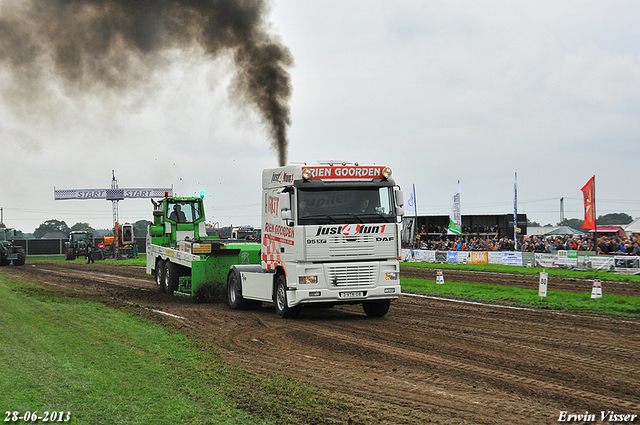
385, 272, 398, 281
299, 275, 318, 284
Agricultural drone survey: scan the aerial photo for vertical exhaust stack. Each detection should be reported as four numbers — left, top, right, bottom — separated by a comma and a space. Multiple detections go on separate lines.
0, 0, 293, 165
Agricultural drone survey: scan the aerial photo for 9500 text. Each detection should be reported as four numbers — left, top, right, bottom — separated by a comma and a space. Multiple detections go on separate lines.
5, 411, 71, 422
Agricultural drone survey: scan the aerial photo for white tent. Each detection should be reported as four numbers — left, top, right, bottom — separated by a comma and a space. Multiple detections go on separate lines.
625, 217, 640, 236
543, 226, 587, 237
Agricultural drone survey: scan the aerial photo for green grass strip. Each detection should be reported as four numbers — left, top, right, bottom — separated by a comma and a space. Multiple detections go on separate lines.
401, 277, 640, 317
0, 275, 349, 424
401, 261, 640, 284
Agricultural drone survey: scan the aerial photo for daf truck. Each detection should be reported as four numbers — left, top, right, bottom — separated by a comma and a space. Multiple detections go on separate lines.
227, 163, 405, 318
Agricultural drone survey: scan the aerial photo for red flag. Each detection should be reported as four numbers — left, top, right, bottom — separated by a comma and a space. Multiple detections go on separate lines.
581, 176, 595, 229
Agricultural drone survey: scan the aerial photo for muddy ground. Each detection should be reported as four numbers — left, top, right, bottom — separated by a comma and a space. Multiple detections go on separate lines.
2, 262, 639, 424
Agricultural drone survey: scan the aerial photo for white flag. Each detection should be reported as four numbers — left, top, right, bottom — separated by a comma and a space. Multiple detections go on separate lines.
447, 183, 462, 235
406, 184, 416, 213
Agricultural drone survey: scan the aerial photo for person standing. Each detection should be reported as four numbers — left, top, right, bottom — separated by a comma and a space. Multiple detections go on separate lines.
86, 242, 94, 264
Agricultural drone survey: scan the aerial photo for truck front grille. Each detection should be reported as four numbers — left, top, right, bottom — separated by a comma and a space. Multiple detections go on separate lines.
327, 235, 375, 257
327, 264, 377, 287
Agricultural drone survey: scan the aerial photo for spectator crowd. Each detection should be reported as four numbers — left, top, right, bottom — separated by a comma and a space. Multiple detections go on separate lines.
404, 231, 640, 256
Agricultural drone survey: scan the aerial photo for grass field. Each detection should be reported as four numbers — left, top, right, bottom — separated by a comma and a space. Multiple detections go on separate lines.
400, 263, 640, 317
0, 274, 350, 425
401, 261, 640, 284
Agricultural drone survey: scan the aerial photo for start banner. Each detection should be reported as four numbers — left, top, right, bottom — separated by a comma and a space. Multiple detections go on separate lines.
55, 188, 173, 200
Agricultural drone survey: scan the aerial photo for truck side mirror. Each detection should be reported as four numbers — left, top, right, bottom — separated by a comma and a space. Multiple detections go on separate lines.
278, 192, 291, 211
395, 189, 405, 207
278, 192, 293, 225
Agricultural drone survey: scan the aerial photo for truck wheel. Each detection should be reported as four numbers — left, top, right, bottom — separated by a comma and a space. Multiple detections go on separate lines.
274, 275, 300, 319
155, 259, 166, 293
227, 272, 262, 310
13, 248, 26, 266
362, 300, 391, 317
164, 261, 179, 296
66, 249, 76, 261
227, 271, 245, 309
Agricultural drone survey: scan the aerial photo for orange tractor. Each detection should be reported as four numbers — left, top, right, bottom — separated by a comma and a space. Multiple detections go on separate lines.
100, 222, 137, 260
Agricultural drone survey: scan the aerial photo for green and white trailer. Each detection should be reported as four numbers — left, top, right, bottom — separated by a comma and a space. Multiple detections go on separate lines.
146, 194, 260, 300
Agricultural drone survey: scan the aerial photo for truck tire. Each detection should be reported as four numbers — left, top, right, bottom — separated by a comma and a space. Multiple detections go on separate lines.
13, 248, 26, 266
362, 300, 391, 317
227, 271, 262, 310
155, 259, 166, 293
227, 271, 244, 309
164, 261, 179, 296
65, 249, 76, 261
274, 275, 300, 319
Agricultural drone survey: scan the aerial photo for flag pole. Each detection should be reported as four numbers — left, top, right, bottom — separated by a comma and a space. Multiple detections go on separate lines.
514, 172, 518, 250
413, 183, 418, 248
593, 175, 597, 253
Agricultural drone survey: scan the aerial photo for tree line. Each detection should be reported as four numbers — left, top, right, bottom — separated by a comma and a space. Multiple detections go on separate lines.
527, 212, 634, 228
27, 220, 152, 240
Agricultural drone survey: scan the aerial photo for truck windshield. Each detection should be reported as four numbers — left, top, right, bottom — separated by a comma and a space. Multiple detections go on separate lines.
167, 200, 203, 223
297, 187, 396, 225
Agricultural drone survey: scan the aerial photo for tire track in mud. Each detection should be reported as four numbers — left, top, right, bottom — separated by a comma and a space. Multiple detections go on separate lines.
27, 264, 154, 291
203, 301, 639, 424
208, 308, 519, 425
395, 295, 640, 377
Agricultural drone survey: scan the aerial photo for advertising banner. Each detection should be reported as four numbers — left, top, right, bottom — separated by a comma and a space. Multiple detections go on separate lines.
488, 251, 503, 265
583, 255, 614, 271
556, 250, 578, 267
401, 249, 414, 261
457, 251, 471, 264
470, 251, 488, 265
614, 256, 640, 274
535, 253, 558, 268
522, 252, 536, 267
502, 251, 522, 266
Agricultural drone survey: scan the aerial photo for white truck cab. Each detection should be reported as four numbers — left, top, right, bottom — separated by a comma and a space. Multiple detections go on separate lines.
227, 162, 405, 318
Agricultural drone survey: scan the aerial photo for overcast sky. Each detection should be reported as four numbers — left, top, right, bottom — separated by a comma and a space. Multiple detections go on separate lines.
1, 0, 639, 234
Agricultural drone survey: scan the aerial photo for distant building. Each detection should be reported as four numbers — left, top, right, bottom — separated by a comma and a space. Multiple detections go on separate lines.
402, 213, 527, 242
41, 232, 67, 239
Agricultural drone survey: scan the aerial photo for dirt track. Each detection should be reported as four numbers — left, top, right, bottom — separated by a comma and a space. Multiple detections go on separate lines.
3, 262, 640, 424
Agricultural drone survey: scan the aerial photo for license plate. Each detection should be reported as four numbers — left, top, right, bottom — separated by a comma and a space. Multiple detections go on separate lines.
340, 291, 364, 298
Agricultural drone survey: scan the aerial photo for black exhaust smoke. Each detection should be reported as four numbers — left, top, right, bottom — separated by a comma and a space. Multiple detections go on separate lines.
0, 0, 292, 165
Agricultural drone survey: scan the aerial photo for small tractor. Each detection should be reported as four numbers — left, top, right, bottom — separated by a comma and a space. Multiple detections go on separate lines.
0, 227, 26, 266
102, 222, 137, 259
64, 231, 92, 260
